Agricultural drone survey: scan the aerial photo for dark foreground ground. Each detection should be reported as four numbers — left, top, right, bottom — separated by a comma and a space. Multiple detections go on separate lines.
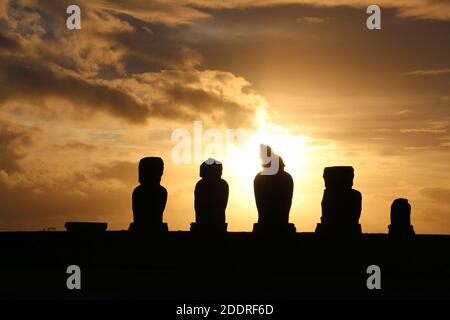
0, 231, 449, 300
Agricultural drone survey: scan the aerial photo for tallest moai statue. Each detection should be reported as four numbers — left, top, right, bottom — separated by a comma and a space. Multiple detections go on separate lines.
315, 166, 362, 237
253, 145, 296, 236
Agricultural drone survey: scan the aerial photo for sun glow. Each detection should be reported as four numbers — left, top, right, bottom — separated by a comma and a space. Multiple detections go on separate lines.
221, 110, 309, 188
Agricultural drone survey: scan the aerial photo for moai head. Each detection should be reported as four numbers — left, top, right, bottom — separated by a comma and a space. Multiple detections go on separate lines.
138, 157, 164, 185
390, 198, 411, 226
323, 166, 354, 190
260, 144, 284, 173
200, 158, 222, 180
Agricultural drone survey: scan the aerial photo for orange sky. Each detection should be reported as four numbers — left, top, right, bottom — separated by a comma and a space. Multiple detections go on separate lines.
0, 0, 449, 233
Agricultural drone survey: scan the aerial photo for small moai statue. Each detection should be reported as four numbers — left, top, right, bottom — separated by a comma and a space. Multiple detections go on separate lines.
253, 145, 296, 236
388, 198, 415, 237
129, 157, 168, 233
315, 166, 362, 237
191, 159, 229, 234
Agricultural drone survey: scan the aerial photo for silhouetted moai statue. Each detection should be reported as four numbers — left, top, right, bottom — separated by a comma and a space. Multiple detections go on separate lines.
191, 159, 229, 234
388, 198, 415, 237
129, 157, 168, 233
253, 145, 296, 236
315, 166, 362, 237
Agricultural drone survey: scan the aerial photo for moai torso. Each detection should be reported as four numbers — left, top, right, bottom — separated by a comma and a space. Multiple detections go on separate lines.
321, 188, 361, 226
254, 169, 293, 225
194, 160, 229, 225
133, 184, 167, 226
320, 166, 361, 227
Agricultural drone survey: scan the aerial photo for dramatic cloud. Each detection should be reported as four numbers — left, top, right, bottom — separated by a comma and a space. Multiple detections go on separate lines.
0, 56, 267, 125
116, 70, 268, 126
176, 0, 450, 21
0, 56, 150, 123
0, 0, 268, 126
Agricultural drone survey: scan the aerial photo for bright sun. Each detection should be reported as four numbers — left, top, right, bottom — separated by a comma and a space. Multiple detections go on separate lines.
220, 110, 309, 186
198, 108, 312, 227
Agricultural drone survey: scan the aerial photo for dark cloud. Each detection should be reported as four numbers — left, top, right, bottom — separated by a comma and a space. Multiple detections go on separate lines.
93, 160, 136, 184
0, 56, 150, 123
0, 120, 39, 173
151, 82, 256, 126
104, 25, 203, 70
0, 1, 264, 126
0, 53, 263, 126
0, 31, 21, 50
191, 4, 450, 99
